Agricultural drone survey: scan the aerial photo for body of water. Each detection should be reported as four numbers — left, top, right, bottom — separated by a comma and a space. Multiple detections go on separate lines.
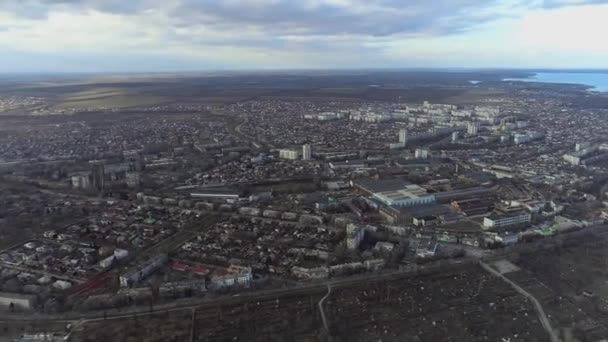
504, 72, 608, 92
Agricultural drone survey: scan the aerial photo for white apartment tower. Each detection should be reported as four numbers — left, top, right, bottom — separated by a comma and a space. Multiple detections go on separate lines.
467, 122, 479, 135
302, 144, 312, 160
399, 128, 408, 145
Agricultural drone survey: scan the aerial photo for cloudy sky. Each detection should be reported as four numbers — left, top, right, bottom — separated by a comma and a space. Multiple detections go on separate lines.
0, 0, 607, 72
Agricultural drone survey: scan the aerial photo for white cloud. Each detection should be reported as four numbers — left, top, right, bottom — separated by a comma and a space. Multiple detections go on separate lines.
0, 0, 607, 70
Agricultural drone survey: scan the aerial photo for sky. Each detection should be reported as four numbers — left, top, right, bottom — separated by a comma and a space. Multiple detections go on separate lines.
0, 0, 607, 72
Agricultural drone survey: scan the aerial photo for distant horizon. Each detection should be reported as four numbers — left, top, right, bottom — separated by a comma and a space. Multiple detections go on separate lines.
1, 68, 608, 76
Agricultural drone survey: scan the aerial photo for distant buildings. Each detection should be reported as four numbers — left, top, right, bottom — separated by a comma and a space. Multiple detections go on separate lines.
125, 172, 141, 188
467, 122, 479, 135
330, 160, 366, 170
415, 149, 429, 159
563, 143, 608, 165
210, 265, 253, 288
120, 254, 168, 288
354, 178, 437, 208
483, 211, 531, 229
346, 223, 366, 250
374, 185, 435, 208
90, 161, 105, 191
279, 149, 299, 160
302, 144, 312, 161
71, 173, 91, 189
513, 132, 544, 145
399, 128, 408, 145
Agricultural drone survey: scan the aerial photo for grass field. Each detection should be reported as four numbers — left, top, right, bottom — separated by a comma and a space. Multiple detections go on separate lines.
55, 87, 168, 109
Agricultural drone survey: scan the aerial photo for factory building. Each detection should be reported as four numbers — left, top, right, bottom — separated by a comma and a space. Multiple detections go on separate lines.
354, 178, 435, 208
483, 211, 531, 229
373, 185, 435, 208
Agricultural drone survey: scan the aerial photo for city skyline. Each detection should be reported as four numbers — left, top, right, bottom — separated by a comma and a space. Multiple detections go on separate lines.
1, 0, 608, 72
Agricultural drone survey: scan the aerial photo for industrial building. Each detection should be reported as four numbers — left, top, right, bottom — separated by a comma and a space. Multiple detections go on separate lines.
190, 189, 242, 201
330, 159, 375, 170
483, 211, 532, 229
373, 185, 435, 208
354, 178, 436, 208
380, 203, 456, 225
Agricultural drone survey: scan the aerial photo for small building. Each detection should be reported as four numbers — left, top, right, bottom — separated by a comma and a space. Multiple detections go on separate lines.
210, 265, 253, 288
291, 266, 329, 279
71, 173, 91, 189
120, 254, 168, 288
0, 292, 37, 310
279, 149, 299, 160
374, 242, 395, 253
53, 280, 72, 291
415, 238, 438, 258
414, 149, 429, 159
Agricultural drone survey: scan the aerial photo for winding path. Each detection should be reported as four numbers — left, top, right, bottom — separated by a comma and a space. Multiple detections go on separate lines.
479, 261, 560, 342
318, 283, 332, 333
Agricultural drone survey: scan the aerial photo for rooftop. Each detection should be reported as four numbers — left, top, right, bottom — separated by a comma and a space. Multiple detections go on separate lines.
373, 184, 430, 202
355, 178, 411, 193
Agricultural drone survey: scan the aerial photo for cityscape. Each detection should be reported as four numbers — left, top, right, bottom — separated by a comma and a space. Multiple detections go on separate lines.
0, 69, 608, 341
2, 0, 608, 341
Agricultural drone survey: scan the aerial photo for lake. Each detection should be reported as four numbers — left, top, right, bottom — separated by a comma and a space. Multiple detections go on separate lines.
504, 72, 608, 92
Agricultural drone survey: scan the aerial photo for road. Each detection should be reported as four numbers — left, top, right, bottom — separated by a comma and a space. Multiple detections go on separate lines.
318, 284, 331, 332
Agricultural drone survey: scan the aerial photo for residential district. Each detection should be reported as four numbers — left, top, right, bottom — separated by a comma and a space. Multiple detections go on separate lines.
2, 81, 608, 341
